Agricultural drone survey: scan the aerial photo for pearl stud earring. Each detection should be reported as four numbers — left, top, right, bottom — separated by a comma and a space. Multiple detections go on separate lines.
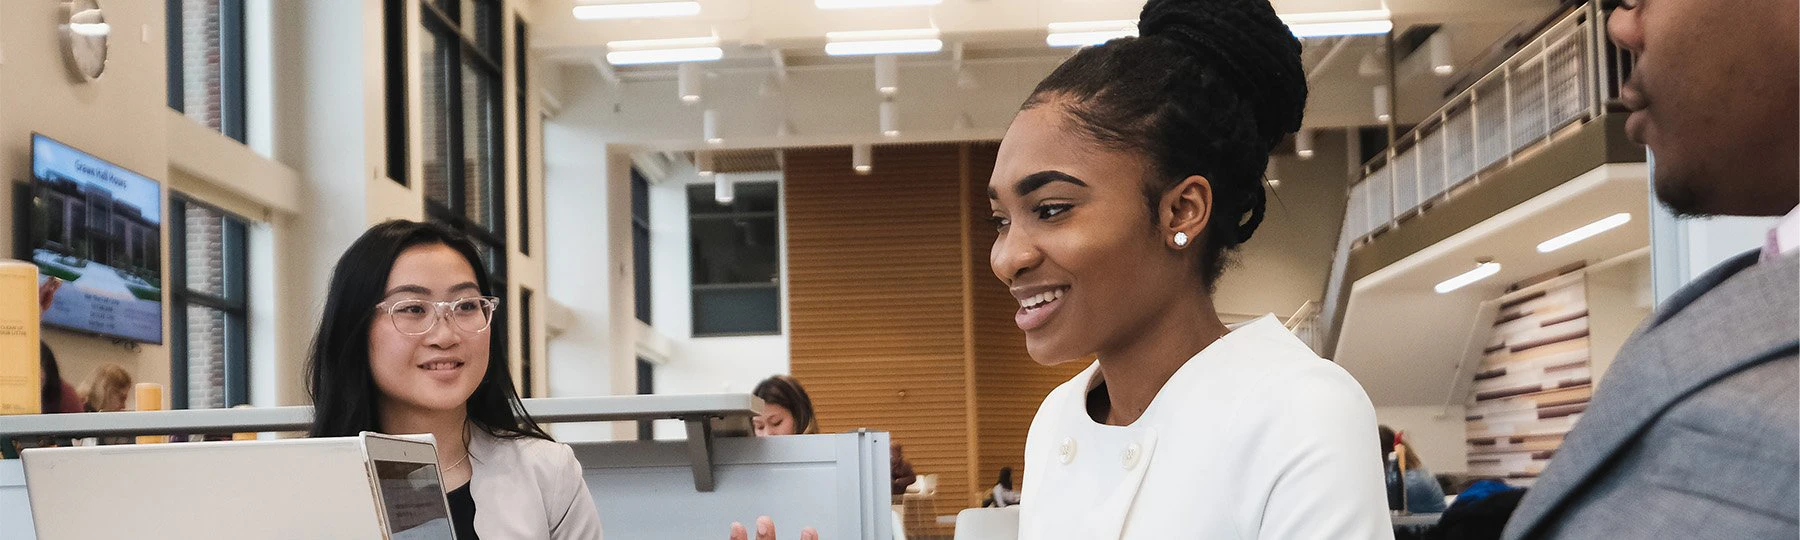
1173, 232, 1190, 247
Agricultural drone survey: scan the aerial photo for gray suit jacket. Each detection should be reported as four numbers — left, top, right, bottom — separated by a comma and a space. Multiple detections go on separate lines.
1502, 250, 1799, 540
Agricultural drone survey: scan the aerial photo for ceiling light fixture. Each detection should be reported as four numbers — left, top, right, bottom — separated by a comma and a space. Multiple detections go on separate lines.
1435, 261, 1501, 294
1537, 213, 1632, 253
1373, 84, 1392, 123
1430, 33, 1455, 76
1295, 129, 1315, 159
879, 100, 899, 137
573, 1, 702, 20
1281, 10, 1393, 39
606, 36, 722, 66
1045, 20, 1137, 48
703, 109, 722, 144
875, 55, 899, 96
853, 144, 873, 174
677, 63, 704, 103
714, 172, 736, 204
695, 150, 716, 177
817, 0, 941, 8
826, 29, 942, 56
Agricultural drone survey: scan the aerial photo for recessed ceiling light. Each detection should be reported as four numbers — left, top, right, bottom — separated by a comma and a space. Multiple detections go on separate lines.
1281, 10, 1393, 38
1537, 213, 1632, 253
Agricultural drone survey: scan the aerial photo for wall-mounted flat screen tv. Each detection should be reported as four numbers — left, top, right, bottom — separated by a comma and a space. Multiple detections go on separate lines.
25, 133, 164, 344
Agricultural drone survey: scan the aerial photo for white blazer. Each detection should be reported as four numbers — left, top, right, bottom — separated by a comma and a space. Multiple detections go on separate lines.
1019, 315, 1394, 540
466, 430, 605, 539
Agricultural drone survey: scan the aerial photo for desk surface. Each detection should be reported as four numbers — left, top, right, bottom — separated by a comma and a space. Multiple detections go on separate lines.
0, 394, 762, 437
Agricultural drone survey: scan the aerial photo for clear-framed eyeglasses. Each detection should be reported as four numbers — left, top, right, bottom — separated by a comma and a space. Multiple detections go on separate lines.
374, 296, 500, 336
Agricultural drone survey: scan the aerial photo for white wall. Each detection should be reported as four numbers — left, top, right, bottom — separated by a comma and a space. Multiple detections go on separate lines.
1376, 405, 1469, 474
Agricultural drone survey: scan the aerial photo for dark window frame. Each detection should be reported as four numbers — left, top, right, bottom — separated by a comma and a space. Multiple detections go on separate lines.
687, 182, 782, 337
169, 195, 251, 410
631, 169, 652, 324
411, 0, 510, 358
166, 0, 248, 142
515, 19, 531, 255
519, 287, 534, 398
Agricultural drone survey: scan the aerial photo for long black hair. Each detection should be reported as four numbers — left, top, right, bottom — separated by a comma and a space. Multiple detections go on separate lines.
752, 374, 817, 434
40, 342, 62, 412
1021, 0, 1307, 289
307, 220, 550, 441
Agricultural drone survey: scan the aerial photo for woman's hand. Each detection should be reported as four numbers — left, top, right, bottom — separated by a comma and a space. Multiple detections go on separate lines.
38, 277, 61, 313
729, 517, 818, 540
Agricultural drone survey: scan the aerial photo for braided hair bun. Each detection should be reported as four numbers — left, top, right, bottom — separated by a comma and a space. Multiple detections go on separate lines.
1020, 0, 1308, 288
1138, 0, 1308, 148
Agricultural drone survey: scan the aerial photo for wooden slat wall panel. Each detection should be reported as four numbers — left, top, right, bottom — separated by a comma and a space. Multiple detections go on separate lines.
785, 144, 975, 518
966, 142, 1088, 502
1467, 276, 1591, 484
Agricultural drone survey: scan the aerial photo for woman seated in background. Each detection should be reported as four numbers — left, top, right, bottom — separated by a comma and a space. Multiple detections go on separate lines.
985, 0, 1391, 536
1380, 425, 1448, 514
306, 220, 601, 539
751, 374, 818, 436
80, 363, 132, 413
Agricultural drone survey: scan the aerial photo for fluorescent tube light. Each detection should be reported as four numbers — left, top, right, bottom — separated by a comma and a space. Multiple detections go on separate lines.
1435, 262, 1502, 294
573, 1, 701, 20
1537, 213, 1632, 253
1281, 10, 1393, 38
1046, 20, 1137, 48
816, 0, 941, 8
826, 29, 942, 56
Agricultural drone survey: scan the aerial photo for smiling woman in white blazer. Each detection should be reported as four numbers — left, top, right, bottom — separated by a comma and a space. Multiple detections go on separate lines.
307, 220, 603, 539
983, 0, 1392, 538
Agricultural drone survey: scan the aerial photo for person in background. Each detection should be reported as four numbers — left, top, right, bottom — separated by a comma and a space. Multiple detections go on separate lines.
984, 467, 1022, 508
79, 363, 133, 413
751, 374, 817, 436
306, 220, 601, 539
1380, 425, 1447, 514
1500, 0, 1798, 538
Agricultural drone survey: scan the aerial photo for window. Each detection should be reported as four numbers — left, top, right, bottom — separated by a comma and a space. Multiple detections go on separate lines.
404, 0, 509, 354
636, 358, 655, 440
166, 0, 247, 141
632, 169, 652, 324
519, 287, 534, 398
169, 196, 250, 409
688, 182, 780, 336
384, 0, 408, 186
515, 20, 531, 255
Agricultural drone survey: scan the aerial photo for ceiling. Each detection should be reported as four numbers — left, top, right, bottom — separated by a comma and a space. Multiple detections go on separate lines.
530, 0, 1568, 133
1333, 162, 1651, 407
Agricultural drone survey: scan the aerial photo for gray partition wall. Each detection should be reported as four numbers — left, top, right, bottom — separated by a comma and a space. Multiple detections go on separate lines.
581, 431, 893, 539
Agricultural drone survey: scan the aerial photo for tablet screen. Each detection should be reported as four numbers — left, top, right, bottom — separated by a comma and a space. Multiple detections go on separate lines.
372, 459, 456, 539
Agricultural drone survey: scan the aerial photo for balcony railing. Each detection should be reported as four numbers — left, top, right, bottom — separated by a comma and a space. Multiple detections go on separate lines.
1342, 2, 1627, 246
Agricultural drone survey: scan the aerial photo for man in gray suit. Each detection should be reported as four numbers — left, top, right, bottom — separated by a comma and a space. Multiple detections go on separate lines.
1502, 0, 1799, 538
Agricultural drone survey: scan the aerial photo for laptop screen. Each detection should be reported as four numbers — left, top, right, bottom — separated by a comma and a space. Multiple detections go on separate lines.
372, 460, 455, 539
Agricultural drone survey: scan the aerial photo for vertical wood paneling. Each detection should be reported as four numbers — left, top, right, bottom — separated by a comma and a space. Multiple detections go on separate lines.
786, 144, 974, 519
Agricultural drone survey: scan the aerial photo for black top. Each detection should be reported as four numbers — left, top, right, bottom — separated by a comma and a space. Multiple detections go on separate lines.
447, 482, 479, 540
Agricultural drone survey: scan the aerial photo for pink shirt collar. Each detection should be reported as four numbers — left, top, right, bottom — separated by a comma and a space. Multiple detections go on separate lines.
1764, 205, 1800, 262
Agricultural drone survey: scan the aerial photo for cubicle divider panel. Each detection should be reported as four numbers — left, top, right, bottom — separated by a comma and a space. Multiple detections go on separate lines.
577, 431, 893, 539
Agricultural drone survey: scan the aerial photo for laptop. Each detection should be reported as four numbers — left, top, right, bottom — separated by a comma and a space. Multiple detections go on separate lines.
23, 432, 456, 539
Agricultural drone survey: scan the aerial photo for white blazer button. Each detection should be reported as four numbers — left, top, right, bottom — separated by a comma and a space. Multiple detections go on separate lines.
1122, 443, 1141, 470
1058, 437, 1077, 464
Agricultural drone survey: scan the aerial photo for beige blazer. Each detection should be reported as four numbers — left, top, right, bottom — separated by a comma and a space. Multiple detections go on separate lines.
466, 430, 605, 539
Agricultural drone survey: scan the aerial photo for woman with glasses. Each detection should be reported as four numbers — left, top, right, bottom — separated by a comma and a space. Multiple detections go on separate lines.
306, 220, 602, 539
